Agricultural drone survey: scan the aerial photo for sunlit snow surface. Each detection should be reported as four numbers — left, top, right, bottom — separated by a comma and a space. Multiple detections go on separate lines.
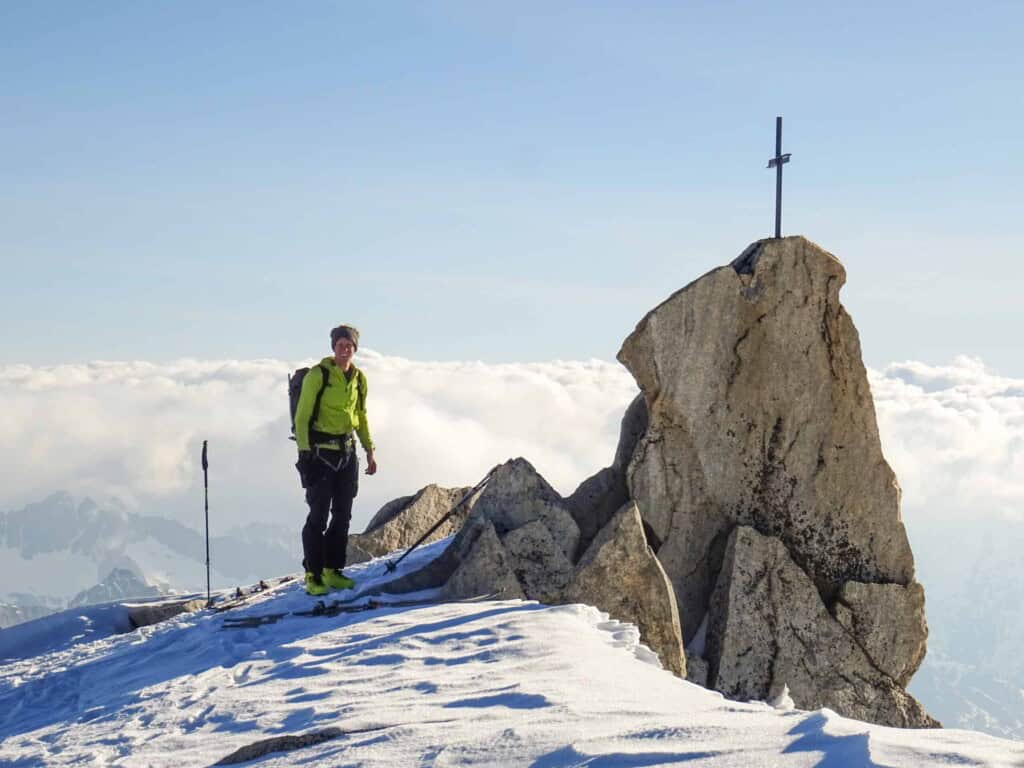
2, 540, 1022, 767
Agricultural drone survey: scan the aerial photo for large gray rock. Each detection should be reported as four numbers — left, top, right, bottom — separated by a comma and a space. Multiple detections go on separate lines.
354, 483, 475, 558
377, 459, 577, 599
442, 519, 525, 601
616, 236, 932, 725
439, 459, 578, 601
127, 598, 207, 629
618, 236, 919, 629
345, 539, 373, 566
502, 520, 574, 603
563, 501, 686, 677
706, 526, 937, 728
376, 459, 690, 682
613, 393, 649, 471
564, 467, 624, 559
469, 458, 580, 561
566, 393, 650, 558
835, 580, 927, 686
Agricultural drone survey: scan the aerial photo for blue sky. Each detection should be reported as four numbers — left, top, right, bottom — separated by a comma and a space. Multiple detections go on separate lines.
2, 1, 1021, 373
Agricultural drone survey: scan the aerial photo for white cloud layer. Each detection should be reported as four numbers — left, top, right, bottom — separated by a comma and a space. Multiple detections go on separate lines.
0, 352, 638, 532
870, 355, 1024, 522
1, 353, 1021, 532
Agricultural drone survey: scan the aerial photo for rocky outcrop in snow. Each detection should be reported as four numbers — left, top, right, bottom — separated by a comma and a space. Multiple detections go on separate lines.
351, 483, 476, 559
563, 501, 685, 676
374, 458, 686, 676
359, 236, 935, 726
617, 235, 933, 727
706, 526, 936, 727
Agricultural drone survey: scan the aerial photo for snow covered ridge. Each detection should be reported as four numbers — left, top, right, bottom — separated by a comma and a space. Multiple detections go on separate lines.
0, 492, 301, 625
2, 549, 1022, 767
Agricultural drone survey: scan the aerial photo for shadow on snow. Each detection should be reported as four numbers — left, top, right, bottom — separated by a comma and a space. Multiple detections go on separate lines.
0, 601, 540, 740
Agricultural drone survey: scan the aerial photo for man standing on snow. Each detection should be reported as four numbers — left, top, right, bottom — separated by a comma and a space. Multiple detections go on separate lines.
295, 324, 377, 596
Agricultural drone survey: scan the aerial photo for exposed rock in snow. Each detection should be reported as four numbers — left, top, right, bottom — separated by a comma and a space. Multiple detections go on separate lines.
442, 518, 525, 601
126, 597, 207, 629
355, 237, 938, 726
706, 525, 937, 727
502, 520, 574, 603
468, 459, 580, 561
619, 236, 919, 620
390, 459, 688, 677
616, 236, 933, 726
563, 501, 685, 676
353, 483, 475, 558
835, 580, 928, 686
439, 459, 576, 603
213, 727, 347, 765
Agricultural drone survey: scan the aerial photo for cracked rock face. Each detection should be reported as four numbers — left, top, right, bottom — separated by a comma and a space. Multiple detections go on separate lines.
619, 236, 917, 627
398, 458, 689, 678
469, 459, 581, 561
617, 236, 932, 726
354, 483, 476, 558
834, 580, 927, 686
502, 520, 575, 603
707, 526, 936, 727
442, 518, 526, 601
563, 501, 686, 677
424, 458, 582, 603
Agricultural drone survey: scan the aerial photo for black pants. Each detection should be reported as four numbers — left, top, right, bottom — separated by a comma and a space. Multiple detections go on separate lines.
301, 446, 359, 576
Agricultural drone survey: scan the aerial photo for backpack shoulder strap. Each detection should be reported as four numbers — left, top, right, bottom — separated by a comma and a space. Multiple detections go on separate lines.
310, 364, 330, 428
354, 366, 367, 412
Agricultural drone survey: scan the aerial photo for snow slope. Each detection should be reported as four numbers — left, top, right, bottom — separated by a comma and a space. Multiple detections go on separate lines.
2, 542, 1022, 768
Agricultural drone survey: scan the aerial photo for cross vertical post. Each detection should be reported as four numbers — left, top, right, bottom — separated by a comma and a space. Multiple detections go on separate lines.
767, 116, 791, 239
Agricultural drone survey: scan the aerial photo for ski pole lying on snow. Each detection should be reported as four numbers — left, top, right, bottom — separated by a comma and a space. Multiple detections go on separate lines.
384, 464, 500, 573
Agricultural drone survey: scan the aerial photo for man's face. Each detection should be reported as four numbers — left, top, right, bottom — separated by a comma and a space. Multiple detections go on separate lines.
333, 337, 355, 366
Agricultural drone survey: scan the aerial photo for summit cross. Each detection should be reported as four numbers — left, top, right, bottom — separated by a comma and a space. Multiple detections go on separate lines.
767, 116, 791, 239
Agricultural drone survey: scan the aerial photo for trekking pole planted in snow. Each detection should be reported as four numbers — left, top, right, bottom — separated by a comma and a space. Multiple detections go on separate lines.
202, 440, 211, 607
385, 464, 501, 574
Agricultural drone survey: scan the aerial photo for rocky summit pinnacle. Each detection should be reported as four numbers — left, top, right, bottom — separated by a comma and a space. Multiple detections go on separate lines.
617, 235, 933, 727
355, 235, 935, 728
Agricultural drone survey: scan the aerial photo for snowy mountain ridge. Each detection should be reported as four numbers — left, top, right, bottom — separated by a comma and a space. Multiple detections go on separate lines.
0, 493, 301, 626
1, 541, 1023, 767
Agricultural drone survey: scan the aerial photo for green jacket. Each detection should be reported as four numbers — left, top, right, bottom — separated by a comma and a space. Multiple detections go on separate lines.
295, 357, 374, 453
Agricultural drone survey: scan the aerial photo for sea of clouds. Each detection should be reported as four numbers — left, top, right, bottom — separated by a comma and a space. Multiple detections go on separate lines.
869, 356, 1024, 522
1, 352, 1021, 533
0, 352, 636, 531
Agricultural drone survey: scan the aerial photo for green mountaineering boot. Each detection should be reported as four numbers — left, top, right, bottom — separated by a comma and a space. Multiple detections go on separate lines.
305, 571, 330, 596
321, 568, 356, 590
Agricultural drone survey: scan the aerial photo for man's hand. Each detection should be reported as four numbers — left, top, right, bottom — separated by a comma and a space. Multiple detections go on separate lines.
296, 450, 314, 488
365, 450, 378, 476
